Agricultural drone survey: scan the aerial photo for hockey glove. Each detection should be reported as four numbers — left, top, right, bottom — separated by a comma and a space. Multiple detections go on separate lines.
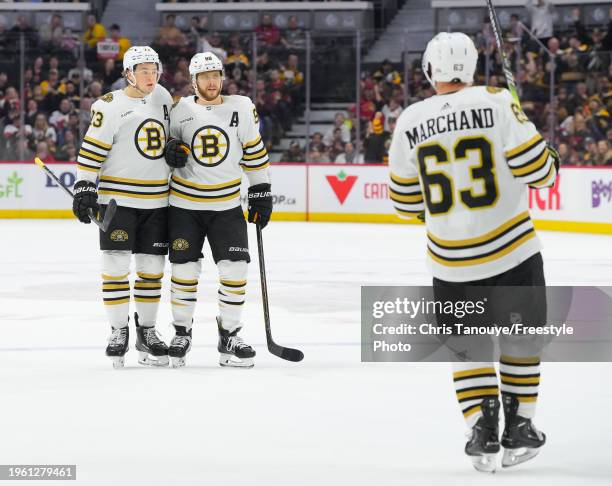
547, 144, 560, 173
72, 180, 99, 224
248, 183, 273, 228
165, 138, 190, 169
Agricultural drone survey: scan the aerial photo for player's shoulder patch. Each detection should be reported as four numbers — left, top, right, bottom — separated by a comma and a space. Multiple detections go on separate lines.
100, 92, 114, 103
486, 86, 504, 95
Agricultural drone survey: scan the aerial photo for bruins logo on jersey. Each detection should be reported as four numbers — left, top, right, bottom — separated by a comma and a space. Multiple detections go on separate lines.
101, 93, 114, 103
134, 118, 166, 159
191, 125, 230, 167
486, 86, 504, 95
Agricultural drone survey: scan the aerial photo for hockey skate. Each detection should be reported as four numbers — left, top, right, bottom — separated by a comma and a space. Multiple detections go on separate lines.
168, 325, 192, 368
465, 397, 501, 473
134, 313, 169, 367
217, 317, 255, 368
501, 394, 546, 468
106, 326, 129, 369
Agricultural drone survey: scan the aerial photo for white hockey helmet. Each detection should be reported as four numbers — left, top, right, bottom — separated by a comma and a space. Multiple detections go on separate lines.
189, 51, 225, 79
123, 46, 162, 82
422, 32, 478, 87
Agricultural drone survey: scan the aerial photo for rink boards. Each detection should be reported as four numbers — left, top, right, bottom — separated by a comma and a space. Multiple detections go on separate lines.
0, 161, 611, 234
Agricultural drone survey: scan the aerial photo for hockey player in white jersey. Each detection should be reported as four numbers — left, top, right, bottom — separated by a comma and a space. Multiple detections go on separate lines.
389, 33, 560, 472
163, 51, 272, 368
73, 46, 174, 368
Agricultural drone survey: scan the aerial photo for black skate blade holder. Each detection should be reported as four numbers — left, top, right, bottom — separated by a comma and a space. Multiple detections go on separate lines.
34, 157, 117, 232
256, 225, 304, 362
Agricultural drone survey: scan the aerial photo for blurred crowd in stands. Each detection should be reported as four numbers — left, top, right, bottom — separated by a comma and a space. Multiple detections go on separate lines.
0, 2, 611, 167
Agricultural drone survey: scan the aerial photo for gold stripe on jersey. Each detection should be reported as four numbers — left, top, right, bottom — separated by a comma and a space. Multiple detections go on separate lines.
528, 162, 556, 188
84, 135, 112, 151
101, 175, 169, 185
428, 211, 530, 248
389, 191, 424, 204
77, 162, 101, 173
428, 230, 536, 267
242, 148, 267, 161
171, 175, 241, 191
98, 189, 169, 199
170, 188, 240, 203
241, 161, 269, 172
243, 136, 262, 150
390, 173, 420, 186
510, 147, 549, 177
505, 134, 543, 160
79, 148, 106, 161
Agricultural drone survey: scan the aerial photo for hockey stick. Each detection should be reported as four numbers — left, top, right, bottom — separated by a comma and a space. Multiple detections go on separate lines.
256, 224, 304, 362
486, 0, 521, 107
34, 157, 117, 232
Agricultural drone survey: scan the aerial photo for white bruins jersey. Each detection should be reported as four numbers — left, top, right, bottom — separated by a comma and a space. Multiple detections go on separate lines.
169, 94, 270, 211
389, 86, 557, 282
76, 85, 173, 209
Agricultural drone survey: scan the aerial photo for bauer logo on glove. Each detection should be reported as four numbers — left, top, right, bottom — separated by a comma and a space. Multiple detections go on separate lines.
247, 183, 273, 228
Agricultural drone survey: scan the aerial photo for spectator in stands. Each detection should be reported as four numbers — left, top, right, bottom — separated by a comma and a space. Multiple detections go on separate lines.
308, 132, 326, 153
3, 114, 33, 160
156, 14, 187, 48
60, 28, 78, 57
281, 16, 306, 52
323, 113, 350, 146
186, 16, 206, 50
282, 141, 305, 163
34, 140, 56, 164
596, 139, 612, 165
57, 130, 77, 161
83, 13, 106, 49
109, 24, 131, 61
584, 137, 599, 165
39, 14, 64, 50
49, 98, 72, 129
10, 15, 37, 48
526, 0, 554, 44
255, 14, 281, 50
335, 142, 363, 164
24, 99, 38, 126
101, 58, 122, 91
327, 128, 346, 162
363, 117, 390, 164
31, 113, 57, 147
309, 148, 330, 164
87, 81, 103, 99
201, 32, 227, 61
68, 59, 93, 84
381, 98, 401, 132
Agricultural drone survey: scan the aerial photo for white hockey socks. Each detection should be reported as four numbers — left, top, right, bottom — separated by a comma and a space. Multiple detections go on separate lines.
217, 260, 247, 332
133, 254, 164, 327
452, 362, 500, 428
171, 260, 201, 330
499, 355, 540, 419
101, 250, 131, 329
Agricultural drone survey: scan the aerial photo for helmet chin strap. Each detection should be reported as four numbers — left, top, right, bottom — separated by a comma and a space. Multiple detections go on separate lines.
126, 69, 158, 97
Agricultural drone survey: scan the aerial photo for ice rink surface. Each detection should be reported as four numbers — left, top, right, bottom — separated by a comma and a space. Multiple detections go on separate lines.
1, 220, 611, 486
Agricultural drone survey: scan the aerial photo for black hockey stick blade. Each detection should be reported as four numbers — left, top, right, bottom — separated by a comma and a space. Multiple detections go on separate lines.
95, 198, 117, 232
256, 225, 304, 362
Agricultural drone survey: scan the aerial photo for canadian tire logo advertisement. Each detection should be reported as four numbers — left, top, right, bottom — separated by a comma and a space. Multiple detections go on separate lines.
326, 170, 358, 204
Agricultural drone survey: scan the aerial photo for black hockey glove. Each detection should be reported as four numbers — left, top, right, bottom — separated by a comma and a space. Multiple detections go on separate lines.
547, 143, 560, 173
248, 183, 273, 228
72, 180, 99, 224
165, 138, 190, 169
